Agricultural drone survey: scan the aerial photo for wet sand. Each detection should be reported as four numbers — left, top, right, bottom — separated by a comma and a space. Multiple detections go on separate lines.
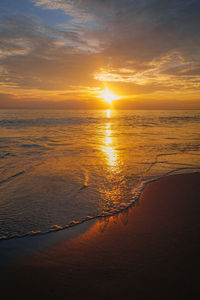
0, 173, 200, 299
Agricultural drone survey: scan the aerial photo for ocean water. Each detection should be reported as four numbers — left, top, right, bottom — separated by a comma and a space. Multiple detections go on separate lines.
0, 109, 200, 239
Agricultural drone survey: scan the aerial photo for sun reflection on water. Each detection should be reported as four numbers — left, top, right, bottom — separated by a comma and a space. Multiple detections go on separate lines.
106, 109, 111, 118
101, 110, 118, 169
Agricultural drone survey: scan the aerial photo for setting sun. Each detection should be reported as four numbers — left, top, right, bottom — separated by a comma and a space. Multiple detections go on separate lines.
101, 88, 120, 104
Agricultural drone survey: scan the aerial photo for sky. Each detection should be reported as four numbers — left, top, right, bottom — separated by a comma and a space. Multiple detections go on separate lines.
0, 0, 200, 109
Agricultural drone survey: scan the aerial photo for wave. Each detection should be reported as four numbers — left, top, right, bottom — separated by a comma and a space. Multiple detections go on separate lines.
0, 169, 199, 242
21, 144, 42, 148
0, 117, 100, 128
0, 170, 25, 185
0, 110, 199, 242
0, 152, 16, 159
0, 111, 199, 129
158, 115, 200, 124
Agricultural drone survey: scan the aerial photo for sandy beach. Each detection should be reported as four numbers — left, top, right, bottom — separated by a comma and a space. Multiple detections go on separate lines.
1, 1, 200, 298
0, 172, 200, 299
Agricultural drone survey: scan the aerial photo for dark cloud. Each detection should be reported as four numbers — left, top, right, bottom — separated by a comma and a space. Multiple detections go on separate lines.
37, 0, 200, 73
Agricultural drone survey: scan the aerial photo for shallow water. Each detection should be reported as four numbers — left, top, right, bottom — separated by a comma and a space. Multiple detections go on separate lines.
0, 109, 200, 239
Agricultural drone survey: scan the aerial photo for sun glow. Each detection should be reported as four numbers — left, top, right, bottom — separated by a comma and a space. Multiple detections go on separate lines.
101, 88, 120, 104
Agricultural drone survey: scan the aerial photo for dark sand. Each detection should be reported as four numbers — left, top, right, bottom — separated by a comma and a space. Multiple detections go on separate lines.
0, 173, 200, 299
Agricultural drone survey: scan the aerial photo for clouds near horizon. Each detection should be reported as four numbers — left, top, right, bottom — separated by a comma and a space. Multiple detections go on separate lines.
0, 0, 200, 108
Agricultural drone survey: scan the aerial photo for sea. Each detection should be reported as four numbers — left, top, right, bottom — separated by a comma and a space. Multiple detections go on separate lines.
0, 109, 200, 240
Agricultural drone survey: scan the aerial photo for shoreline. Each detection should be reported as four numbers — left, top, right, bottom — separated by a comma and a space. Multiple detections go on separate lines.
0, 172, 200, 299
0, 170, 199, 243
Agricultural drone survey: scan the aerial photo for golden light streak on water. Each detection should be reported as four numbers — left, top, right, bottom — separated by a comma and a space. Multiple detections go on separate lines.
101, 110, 118, 168
105, 136, 112, 146
106, 109, 111, 118
102, 146, 118, 168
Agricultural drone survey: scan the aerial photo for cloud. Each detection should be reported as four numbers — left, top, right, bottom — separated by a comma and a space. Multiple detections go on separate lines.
0, 16, 39, 57
0, 15, 103, 91
0, 0, 200, 108
33, 0, 200, 64
33, 0, 94, 23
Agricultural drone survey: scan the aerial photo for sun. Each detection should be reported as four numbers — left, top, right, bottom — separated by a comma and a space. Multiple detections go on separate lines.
101, 88, 120, 104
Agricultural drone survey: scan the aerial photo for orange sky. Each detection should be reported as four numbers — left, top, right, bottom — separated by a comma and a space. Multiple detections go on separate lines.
0, 0, 200, 109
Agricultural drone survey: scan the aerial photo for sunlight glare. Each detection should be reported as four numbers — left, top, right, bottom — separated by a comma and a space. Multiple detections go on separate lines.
101, 122, 118, 168
102, 146, 117, 167
107, 109, 111, 118
101, 89, 120, 105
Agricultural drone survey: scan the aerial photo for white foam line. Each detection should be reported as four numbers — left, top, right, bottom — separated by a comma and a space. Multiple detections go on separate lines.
0, 169, 200, 242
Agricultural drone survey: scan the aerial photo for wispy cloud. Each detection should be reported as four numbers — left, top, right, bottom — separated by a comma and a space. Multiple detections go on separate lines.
0, 0, 200, 108
33, 0, 94, 23
95, 51, 200, 92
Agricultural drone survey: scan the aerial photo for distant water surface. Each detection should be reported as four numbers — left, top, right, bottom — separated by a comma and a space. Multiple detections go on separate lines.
0, 109, 200, 239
